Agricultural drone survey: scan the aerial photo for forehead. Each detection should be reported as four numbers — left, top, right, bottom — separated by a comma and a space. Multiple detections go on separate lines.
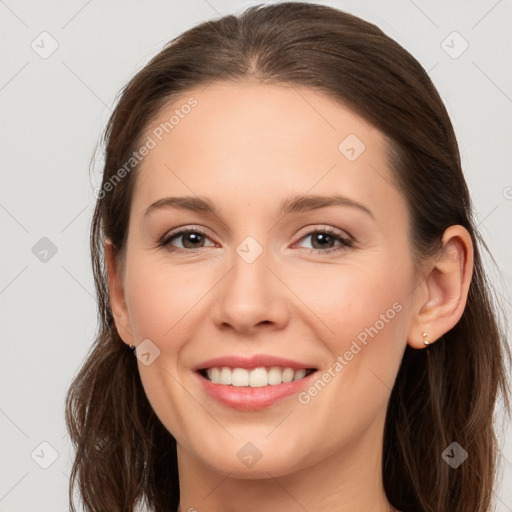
132, 81, 403, 223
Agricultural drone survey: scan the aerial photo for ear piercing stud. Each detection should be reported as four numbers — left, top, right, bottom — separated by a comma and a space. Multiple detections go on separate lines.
423, 332, 430, 345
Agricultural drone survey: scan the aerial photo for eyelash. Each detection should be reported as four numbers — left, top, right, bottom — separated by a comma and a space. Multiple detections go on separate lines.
158, 226, 354, 255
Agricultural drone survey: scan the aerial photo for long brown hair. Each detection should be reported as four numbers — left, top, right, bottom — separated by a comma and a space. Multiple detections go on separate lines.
65, 3, 511, 511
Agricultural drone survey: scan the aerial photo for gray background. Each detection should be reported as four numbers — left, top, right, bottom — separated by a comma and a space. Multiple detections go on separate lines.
0, 1, 511, 510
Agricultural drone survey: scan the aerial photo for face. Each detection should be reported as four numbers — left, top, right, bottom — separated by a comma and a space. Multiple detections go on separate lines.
111, 81, 420, 478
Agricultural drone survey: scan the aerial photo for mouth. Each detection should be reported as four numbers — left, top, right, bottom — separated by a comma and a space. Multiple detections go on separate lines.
192, 354, 319, 409
197, 366, 317, 387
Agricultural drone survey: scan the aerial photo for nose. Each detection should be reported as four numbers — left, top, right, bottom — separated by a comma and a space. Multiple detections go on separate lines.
210, 240, 290, 335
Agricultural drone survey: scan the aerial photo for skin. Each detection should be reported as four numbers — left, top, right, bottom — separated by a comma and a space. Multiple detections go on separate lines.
105, 81, 474, 512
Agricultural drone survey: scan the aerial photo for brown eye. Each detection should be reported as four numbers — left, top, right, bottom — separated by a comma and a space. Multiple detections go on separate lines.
160, 228, 215, 253
295, 228, 353, 254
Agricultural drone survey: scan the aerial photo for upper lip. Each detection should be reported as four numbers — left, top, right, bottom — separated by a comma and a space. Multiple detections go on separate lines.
193, 354, 317, 371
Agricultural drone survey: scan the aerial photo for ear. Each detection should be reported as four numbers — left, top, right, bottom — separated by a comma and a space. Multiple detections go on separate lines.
407, 225, 474, 349
104, 240, 135, 346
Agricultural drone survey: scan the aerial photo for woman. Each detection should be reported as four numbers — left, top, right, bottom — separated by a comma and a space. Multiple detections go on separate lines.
65, 3, 511, 511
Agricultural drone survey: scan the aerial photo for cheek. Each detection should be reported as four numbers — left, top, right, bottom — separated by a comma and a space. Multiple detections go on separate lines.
122, 252, 208, 437
285, 267, 410, 448
290, 259, 412, 401
123, 251, 211, 344
292, 260, 410, 340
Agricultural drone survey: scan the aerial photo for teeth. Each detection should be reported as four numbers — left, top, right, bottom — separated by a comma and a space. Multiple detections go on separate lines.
219, 367, 231, 385
231, 368, 249, 386
207, 367, 220, 383
282, 367, 295, 383
204, 366, 311, 386
268, 367, 282, 385
293, 368, 306, 381
249, 367, 268, 387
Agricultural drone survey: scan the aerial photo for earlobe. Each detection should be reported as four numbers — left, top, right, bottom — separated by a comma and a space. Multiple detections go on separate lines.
104, 240, 135, 346
407, 225, 474, 349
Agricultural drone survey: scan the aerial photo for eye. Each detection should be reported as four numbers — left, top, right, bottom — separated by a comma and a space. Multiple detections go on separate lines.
294, 227, 354, 254
159, 228, 216, 254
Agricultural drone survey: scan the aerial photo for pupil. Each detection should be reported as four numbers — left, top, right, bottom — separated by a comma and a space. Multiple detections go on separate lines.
313, 233, 332, 249
184, 233, 202, 248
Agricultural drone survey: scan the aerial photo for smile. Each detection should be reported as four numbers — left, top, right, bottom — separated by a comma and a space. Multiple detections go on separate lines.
193, 354, 319, 409
199, 366, 316, 387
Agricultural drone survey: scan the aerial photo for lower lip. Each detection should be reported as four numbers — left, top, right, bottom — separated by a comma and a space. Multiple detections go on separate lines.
194, 371, 317, 410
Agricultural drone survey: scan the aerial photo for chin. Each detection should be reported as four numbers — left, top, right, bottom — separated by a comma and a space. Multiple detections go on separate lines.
192, 435, 313, 479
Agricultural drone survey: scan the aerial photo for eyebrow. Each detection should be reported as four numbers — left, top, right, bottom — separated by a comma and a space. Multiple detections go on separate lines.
144, 193, 374, 220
